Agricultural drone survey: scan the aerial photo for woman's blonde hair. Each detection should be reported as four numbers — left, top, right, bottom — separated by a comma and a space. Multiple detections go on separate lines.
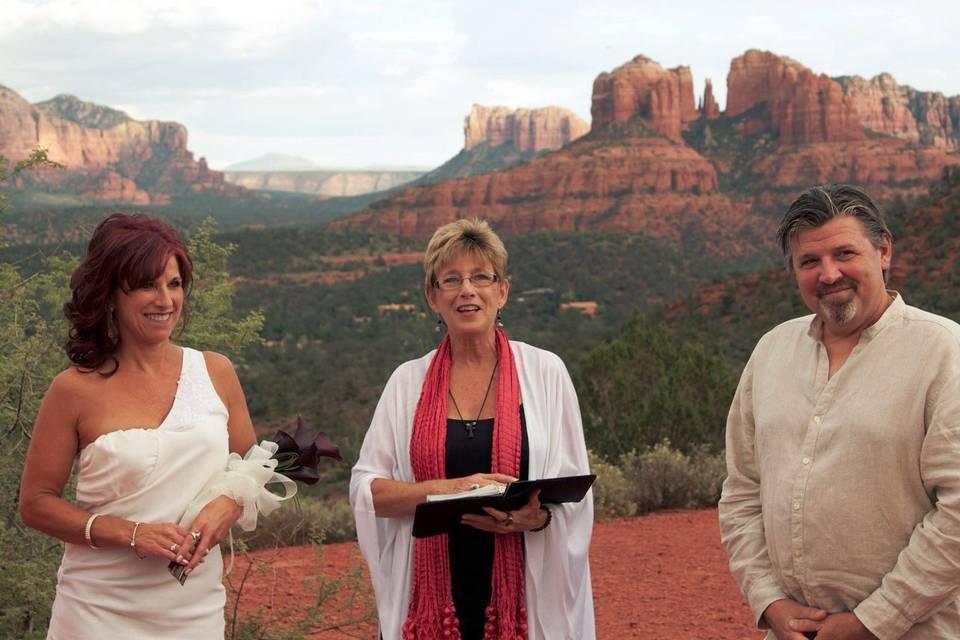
423, 218, 507, 292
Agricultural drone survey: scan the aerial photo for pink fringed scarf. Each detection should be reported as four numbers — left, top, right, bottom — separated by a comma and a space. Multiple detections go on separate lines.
403, 328, 527, 640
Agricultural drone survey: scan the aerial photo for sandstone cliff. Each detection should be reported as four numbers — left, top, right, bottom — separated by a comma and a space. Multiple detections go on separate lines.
590, 56, 698, 141
836, 74, 960, 151
0, 85, 239, 203
725, 49, 865, 147
463, 104, 589, 153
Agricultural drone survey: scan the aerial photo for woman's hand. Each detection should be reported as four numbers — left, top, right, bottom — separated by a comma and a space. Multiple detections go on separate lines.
441, 472, 516, 495
177, 495, 243, 575
131, 522, 193, 563
371, 473, 517, 518
462, 489, 548, 534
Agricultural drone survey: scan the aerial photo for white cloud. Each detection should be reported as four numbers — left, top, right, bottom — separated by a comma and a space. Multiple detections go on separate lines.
1, 0, 958, 168
0, 0, 332, 57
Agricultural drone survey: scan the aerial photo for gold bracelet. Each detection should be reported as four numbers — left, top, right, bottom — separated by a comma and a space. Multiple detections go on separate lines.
84, 513, 101, 549
130, 521, 145, 559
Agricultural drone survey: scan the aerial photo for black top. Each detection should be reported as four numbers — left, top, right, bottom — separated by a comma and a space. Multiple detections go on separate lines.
445, 407, 529, 640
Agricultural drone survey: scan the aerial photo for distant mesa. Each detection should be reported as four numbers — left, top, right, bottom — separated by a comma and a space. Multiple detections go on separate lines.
0, 85, 239, 204
226, 153, 321, 172
224, 167, 428, 198
463, 104, 589, 153
335, 48, 960, 240
413, 104, 589, 186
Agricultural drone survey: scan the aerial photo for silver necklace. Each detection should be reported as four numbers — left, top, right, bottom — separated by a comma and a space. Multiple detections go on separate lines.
449, 365, 498, 439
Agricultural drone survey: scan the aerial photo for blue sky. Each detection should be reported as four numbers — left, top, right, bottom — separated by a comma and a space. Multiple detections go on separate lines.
2, 0, 958, 169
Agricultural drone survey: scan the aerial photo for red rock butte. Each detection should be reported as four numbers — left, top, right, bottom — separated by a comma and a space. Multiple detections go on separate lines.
591, 55, 699, 141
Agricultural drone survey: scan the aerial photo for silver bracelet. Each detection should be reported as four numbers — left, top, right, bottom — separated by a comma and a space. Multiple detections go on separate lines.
84, 513, 101, 549
130, 521, 144, 558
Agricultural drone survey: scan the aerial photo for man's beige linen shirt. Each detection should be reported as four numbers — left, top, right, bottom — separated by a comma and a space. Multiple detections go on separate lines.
719, 294, 960, 640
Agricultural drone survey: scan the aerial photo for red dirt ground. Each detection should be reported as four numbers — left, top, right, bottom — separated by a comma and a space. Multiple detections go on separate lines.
233, 508, 762, 639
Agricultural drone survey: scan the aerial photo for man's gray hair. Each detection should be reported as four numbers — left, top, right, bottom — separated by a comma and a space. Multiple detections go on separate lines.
777, 184, 892, 273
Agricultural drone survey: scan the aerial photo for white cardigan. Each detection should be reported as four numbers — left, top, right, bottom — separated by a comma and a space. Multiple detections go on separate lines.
350, 341, 596, 640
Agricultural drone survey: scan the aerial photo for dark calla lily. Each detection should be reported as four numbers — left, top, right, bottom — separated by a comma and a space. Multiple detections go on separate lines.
269, 415, 342, 485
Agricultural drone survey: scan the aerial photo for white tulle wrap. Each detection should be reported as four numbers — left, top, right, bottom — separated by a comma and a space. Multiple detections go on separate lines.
179, 441, 298, 531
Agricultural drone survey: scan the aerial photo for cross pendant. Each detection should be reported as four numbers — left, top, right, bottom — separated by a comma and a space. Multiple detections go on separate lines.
465, 421, 477, 439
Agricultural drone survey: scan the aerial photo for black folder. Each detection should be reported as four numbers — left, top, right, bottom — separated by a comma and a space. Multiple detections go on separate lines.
412, 473, 596, 538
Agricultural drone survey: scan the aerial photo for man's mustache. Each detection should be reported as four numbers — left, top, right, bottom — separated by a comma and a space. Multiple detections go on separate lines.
816, 278, 857, 297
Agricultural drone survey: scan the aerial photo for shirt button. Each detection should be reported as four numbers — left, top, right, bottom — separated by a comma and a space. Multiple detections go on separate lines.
813, 416, 822, 424
802, 457, 811, 465
793, 502, 801, 511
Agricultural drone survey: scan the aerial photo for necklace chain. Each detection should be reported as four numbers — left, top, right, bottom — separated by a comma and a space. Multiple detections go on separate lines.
449, 364, 498, 439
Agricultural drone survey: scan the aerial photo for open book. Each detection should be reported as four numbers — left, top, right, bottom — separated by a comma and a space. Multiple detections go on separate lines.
426, 483, 506, 502
413, 473, 596, 538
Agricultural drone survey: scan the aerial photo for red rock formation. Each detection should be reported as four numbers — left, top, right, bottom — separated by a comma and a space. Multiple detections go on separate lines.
907, 90, 960, 150
834, 74, 919, 142
749, 139, 960, 189
463, 105, 588, 153
0, 85, 239, 203
701, 79, 720, 120
834, 74, 959, 151
334, 118, 750, 246
674, 66, 700, 124
340, 50, 960, 239
725, 49, 865, 147
590, 56, 697, 141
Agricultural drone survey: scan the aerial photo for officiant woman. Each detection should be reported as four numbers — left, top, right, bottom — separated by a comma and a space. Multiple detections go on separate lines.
350, 218, 595, 640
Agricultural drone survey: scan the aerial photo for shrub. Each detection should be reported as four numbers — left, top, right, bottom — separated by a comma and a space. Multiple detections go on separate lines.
587, 450, 636, 519
239, 497, 356, 551
618, 441, 726, 514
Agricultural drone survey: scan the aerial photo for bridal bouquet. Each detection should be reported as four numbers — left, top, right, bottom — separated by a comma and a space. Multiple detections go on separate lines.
170, 416, 342, 583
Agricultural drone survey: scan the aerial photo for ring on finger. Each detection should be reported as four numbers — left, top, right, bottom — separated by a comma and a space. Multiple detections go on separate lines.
469, 483, 480, 490
503, 512, 514, 527
170, 543, 179, 552
191, 530, 201, 543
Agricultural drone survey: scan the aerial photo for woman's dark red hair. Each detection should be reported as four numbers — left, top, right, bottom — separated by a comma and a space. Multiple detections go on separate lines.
64, 213, 193, 374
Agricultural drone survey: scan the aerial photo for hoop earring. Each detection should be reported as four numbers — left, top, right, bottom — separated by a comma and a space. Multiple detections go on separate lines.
496, 308, 504, 328
106, 304, 119, 343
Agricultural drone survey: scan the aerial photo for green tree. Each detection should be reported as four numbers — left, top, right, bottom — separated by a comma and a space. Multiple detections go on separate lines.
181, 218, 265, 356
576, 314, 737, 459
0, 150, 72, 637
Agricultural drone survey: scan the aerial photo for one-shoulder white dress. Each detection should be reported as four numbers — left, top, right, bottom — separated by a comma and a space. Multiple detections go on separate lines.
47, 347, 230, 639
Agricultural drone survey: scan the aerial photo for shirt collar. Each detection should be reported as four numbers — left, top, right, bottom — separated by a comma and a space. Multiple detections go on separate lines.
806, 290, 904, 342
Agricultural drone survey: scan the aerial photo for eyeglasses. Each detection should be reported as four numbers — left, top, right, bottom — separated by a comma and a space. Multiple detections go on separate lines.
434, 273, 500, 291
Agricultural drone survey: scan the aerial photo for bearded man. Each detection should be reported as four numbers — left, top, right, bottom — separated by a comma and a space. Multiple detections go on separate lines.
719, 184, 960, 640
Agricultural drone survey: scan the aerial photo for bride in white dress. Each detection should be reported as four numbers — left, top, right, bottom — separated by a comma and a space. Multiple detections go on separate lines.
19, 213, 258, 639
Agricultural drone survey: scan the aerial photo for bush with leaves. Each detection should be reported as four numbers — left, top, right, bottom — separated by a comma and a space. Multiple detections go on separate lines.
239, 496, 356, 551
587, 450, 637, 519
618, 441, 726, 514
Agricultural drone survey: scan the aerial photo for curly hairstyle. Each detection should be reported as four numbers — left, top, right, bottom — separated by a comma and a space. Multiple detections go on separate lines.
64, 213, 193, 375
